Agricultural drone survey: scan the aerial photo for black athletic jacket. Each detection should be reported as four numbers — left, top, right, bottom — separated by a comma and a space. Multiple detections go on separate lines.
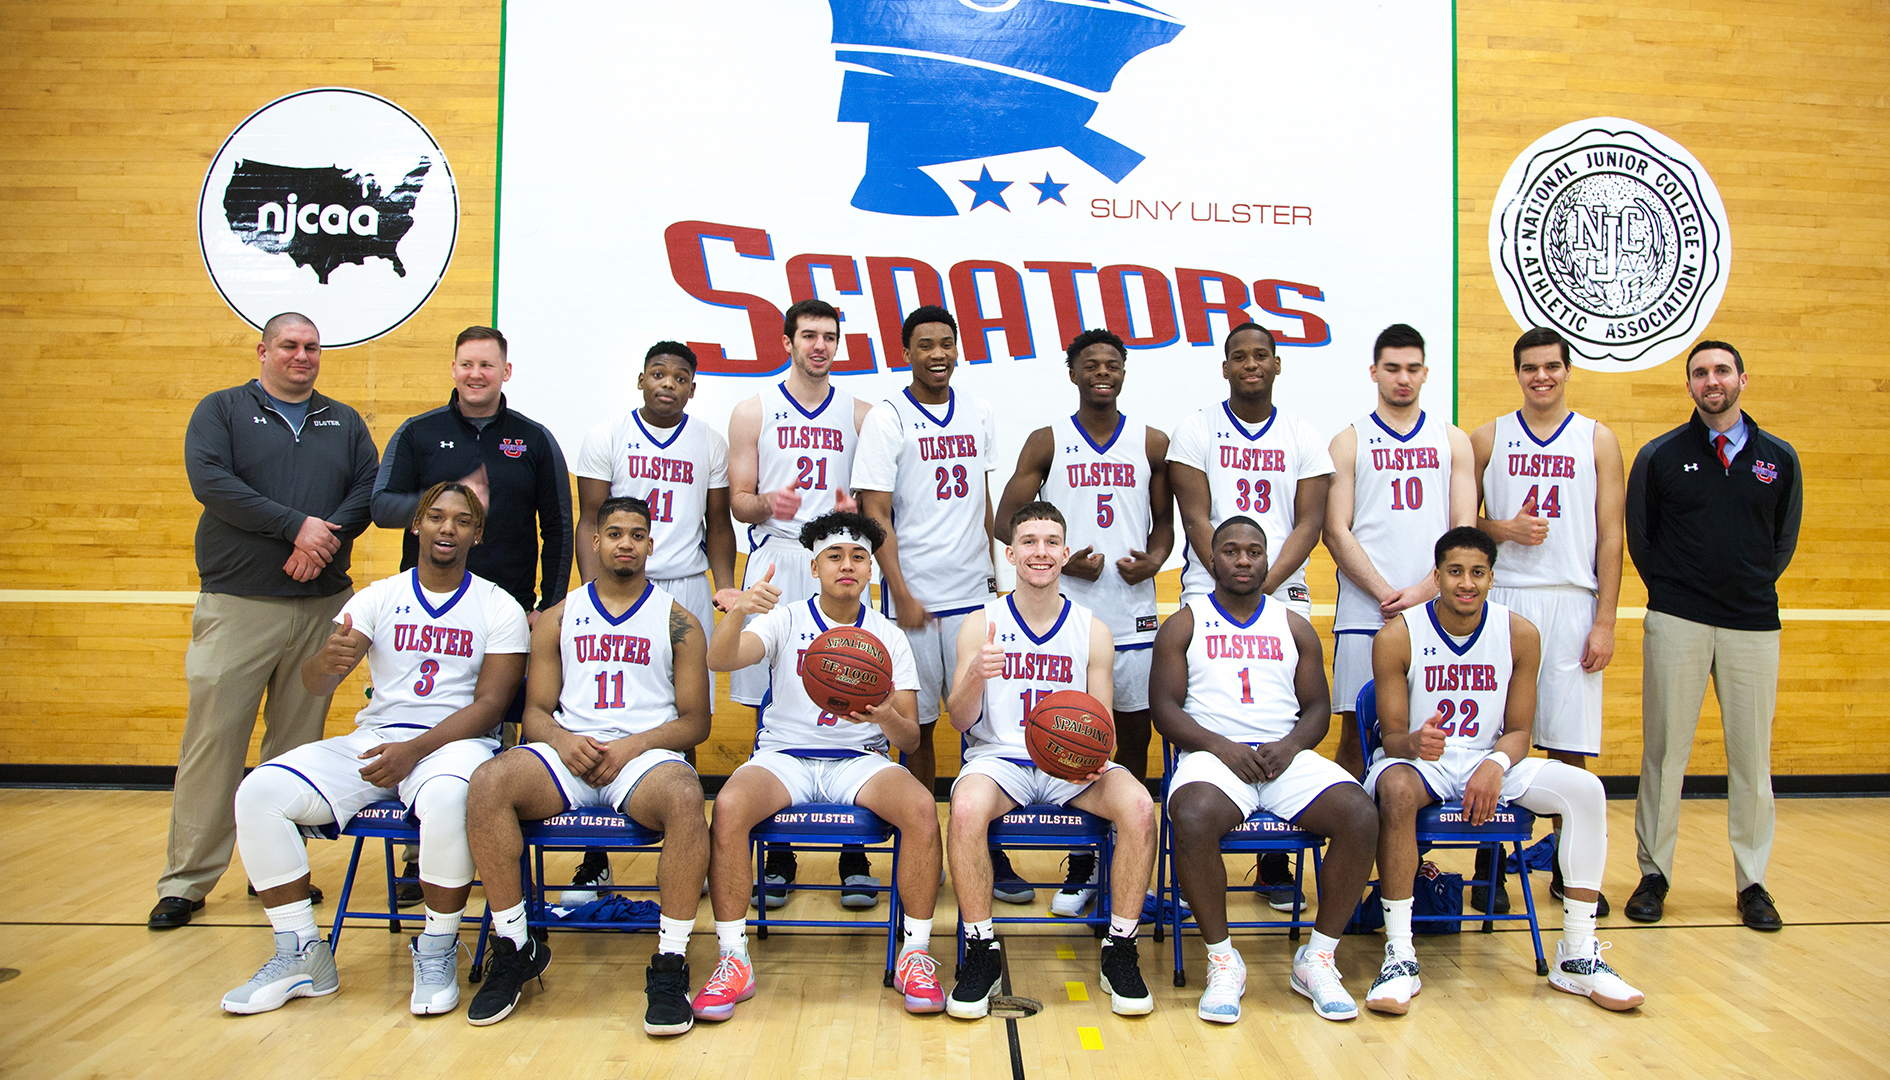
1626, 411, 1802, 631
371, 392, 573, 613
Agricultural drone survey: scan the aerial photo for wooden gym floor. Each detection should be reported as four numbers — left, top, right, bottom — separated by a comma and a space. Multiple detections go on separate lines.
0, 789, 1884, 1080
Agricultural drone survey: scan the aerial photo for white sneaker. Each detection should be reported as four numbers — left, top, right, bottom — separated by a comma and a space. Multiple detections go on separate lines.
221, 932, 339, 1014
559, 858, 612, 906
409, 933, 461, 1015
1550, 939, 1645, 1011
1196, 949, 1247, 1024
1364, 945, 1420, 1015
1290, 944, 1358, 1021
1051, 852, 1099, 917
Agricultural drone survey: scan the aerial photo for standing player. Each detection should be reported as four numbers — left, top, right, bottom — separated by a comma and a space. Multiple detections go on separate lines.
1471, 327, 1626, 914
1169, 321, 1334, 904
1363, 527, 1643, 1014
993, 329, 1172, 914
219, 483, 527, 1016
944, 502, 1157, 1019
854, 305, 998, 799
696, 512, 945, 1019
725, 299, 878, 905
571, 340, 736, 902
1325, 324, 1475, 778
462, 496, 712, 1034
1151, 517, 1378, 1024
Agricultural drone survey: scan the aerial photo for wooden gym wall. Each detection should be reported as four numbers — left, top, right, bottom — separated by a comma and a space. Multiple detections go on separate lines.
0, 1, 1884, 777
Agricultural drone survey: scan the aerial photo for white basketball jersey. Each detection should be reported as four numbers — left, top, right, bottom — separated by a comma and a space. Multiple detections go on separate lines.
754, 382, 858, 544
964, 595, 1094, 761
556, 581, 678, 741
1334, 411, 1455, 632
1038, 414, 1157, 646
342, 569, 530, 733
1399, 600, 1514, 755
575, 411, 729, 581
1482, 411, 1599, 591
851, 388, 997, 614
1180, 594, 1300, 745
1174, 404, 1334, 603
748, 598, 919, 756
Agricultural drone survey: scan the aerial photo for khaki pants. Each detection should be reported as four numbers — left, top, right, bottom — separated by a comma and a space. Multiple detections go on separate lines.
156, 590, 351, 901
1634, 609, 1780, 893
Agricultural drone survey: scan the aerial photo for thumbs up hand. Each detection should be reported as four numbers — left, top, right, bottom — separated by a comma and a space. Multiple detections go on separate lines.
978, 619, 1005, 680
734, 563, 782, 617
315, 613, 367, 676
1415, 709, 1448, 760
1511, 491, 1549, 545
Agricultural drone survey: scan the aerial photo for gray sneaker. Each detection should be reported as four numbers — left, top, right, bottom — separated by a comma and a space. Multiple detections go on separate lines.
221, 932, 339, 1014
409, 933, 461, 1015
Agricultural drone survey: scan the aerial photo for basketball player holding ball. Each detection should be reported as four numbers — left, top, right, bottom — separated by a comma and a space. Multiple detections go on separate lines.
700, 511, 946, 1018
943, 501, 1157, 1020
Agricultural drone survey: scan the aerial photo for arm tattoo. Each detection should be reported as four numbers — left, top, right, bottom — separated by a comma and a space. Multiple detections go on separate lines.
670, 603, 691, 647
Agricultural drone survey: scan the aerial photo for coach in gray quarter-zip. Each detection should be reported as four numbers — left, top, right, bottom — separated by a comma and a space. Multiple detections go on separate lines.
151, 312, 379, 930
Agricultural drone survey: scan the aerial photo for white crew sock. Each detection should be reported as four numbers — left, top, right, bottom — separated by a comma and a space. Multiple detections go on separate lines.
715, 918, 748, 957
1562, 898, 1598, 953
422, 905, 464, 939
1382, 896, 1415, 958
264, 898, 320, 949
658, 915, 692, 957
1308, 930, 1341, 958
901, 915, 933, 956
493, 901, 529, 949
1204, 937, 1238, 961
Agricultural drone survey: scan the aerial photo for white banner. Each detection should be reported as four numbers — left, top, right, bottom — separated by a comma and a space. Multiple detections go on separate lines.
496, 0, 1455, 554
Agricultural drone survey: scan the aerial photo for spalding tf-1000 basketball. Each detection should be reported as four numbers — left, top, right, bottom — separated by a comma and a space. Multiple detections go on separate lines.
1026, 690, 1115, 781
800, 627, 894, 716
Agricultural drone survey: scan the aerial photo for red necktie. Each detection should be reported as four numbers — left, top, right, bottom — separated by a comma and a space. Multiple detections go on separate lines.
1714, 433, 1731, 469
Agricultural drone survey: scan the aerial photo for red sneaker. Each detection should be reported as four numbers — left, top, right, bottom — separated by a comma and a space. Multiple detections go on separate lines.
690, 952, 755, 1021
894, 948, 945, 1014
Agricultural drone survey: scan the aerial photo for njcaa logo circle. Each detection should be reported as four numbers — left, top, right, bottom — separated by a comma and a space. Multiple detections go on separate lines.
1489, 118, 1729, 372
198, 88, 458, 348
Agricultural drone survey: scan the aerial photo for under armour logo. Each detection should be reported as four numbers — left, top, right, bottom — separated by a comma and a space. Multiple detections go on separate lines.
251, 416, 267, 424
1215, 431, 1231, 440
1684, 463, 1700, 472
1000, 633, 1018, 643
572, 615, 592, 626
1368, 437, 1384, 445
1064, 445, 1081, 454
1422, 646, 1438, 656
1507, 440, 1523, 448
394, 604, 413, 614
440, 440, 454, 449
772, 411, 791, 422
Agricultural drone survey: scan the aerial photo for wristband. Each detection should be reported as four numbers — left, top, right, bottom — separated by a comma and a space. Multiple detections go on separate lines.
1483, 751, 1512, 774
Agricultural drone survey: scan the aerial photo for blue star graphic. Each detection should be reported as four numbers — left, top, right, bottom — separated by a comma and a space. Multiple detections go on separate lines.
1031, 172, 1068, 205
960, 166, 1013, 212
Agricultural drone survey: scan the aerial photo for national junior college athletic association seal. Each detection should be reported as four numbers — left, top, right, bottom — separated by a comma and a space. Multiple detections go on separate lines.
1489, 118, 1729, 372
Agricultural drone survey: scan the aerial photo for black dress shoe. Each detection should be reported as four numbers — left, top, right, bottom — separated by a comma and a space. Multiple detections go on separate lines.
148, 896, 204, 929
1738, 884, 1783, 931
245, 882, 325, 903
1624, 872, 1667, 922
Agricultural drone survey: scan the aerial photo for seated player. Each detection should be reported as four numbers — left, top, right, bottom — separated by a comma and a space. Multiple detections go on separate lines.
697, 511, 944, 1018
1363, 527, 1643, 1014
945, 501, 1157, 1019
462, 496, 712, 1034
1151, 516, 1379, 1024
220, 482, 528, 1016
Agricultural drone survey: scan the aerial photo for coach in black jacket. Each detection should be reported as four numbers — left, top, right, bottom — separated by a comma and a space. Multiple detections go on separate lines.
370, 326, 573, 622
1624, 339, 1802, 933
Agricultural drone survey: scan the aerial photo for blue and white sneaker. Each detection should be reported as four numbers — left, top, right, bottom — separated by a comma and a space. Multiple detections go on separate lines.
221, 932, 339, 1014
1291, 944, 1358, 1021
1197, 949, 1246, 1024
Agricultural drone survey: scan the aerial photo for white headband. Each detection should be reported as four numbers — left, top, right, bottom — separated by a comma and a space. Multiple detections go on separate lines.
814, 528, 872, 559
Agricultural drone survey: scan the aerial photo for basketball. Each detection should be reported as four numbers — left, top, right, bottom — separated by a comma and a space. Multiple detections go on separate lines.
1026, 690, 1115, 781
799, 627, 895, 716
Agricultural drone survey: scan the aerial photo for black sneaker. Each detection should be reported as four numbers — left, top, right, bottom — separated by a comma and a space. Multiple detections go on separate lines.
466, 936, 550, 1026
948, 937, 1002, 1019
991, 849, 1033, 905
1257, 852, 1297, 912
1548, 865, 1611, 917
559, 850, 613, 907
396, 860, 424, 909
1470, 848, 1510, 915
1051, 852, 1098, 917
1098, 934, 1153, 1015
838, 849, 879, 910
644, 952, 694, 1035
754, 846, 796, 909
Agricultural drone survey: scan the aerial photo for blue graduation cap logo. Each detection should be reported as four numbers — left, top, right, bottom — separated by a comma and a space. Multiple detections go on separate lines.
830, 0, 1185, 217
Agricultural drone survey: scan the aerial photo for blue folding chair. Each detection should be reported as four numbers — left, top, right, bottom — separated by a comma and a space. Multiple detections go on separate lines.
1356, 680, 1547, 975
468, 806, 666, 980
748, 804, 903, 985
1152, 741, 1327, 987
956, 804, 1113, 962
328, 799, 494, 963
